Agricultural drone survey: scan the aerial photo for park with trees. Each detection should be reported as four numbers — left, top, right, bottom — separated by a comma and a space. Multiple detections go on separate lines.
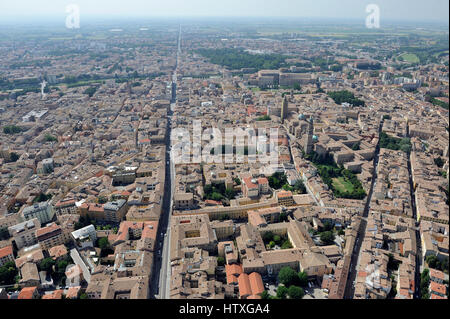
380, 132, 412, 154
305, 151, 366, 200
327, 90, 365, 107
262, 231, 293, 250
196, 48, 288, 71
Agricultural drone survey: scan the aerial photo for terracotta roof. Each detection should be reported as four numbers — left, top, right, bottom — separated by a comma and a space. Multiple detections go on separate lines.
18, 287, 38, 299
243, 177, 258, 189
0, 245, 13, 259
430, 268, 445, 281
277, 191, 293, 198
227, 274, 238, 285
225, 263, 243, 277
430, 281, 446, 295
112, 190, 132, 196
141, 221, 158, 240
257, 177, 268, 185
88, 203, 104, 212
238, 273, 252, 298
249, 272, 264, 296
398, 242, 404, 255
36, 223, 61, 238
116, 221, 141, 242
55, 199, 76, 207
42, 290, 63, 299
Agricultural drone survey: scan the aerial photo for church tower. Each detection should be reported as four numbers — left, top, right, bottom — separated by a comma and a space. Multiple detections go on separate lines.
304, 116, 314, 154
281, 95, 288, 124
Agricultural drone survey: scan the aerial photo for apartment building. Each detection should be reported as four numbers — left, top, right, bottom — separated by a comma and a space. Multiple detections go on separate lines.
104, 199, 128, 223
22, 201, 55, 224
8, 218, 40, 249
36, 223, 68, 250
53, 198, 78, 215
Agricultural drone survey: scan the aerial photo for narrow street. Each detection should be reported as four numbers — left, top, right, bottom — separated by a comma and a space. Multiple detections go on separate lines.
344, 117, 383, 298
405, 121, 422, 299
150, 24, 181, 299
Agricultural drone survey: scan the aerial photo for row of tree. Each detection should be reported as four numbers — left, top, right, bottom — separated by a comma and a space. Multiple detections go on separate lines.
328, 90, 365, 107
380, 132, 412, 154
196, 48, 287, 71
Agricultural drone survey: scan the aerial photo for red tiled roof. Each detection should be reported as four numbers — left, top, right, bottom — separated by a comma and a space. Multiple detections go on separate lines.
18, 287, 38, 299
358, 271, 368, 278
36, 223, 61, 238
141, 221, 158, 240
430, 281, 446, 295
0, 245, 13, 259
238, 273, 252, 298
112, 190, 131, 196
430, 268, 445, 281
225, 263, 243, 277
247, 106, 257, 116
55, 199, 76, 207
277, 191, 293, 198
257, 177, 268, 185
227, 274, 238, 285
243, 177, 258, 189
42, 290, 63, 299
249, 272, 264, 296
88, 203, 104, 212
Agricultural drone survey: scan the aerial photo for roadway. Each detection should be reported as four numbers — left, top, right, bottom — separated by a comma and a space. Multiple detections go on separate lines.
343, 118, 383, 299
405, 121, 422, 299
150, 24, 181, 299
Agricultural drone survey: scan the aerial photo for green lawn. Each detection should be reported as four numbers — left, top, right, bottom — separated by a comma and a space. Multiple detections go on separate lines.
398, 53, 420, 63
332, 177, 355, 194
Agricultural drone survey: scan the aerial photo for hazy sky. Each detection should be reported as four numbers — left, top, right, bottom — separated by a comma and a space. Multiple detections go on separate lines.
0, 0, 448, 23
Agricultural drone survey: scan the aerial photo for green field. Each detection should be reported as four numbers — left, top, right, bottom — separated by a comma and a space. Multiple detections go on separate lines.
332, 177, 355, 194
398, 53, 420, 63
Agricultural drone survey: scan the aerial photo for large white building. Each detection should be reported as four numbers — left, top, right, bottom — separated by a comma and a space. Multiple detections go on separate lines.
22, 202, 55, 224
71, 225, 97, 249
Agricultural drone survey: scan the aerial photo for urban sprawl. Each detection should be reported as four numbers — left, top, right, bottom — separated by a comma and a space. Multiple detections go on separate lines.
0, 20, 448, 300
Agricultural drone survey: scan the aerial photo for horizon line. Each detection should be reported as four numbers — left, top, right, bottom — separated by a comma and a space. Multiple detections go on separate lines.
0, 15, 448, 26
